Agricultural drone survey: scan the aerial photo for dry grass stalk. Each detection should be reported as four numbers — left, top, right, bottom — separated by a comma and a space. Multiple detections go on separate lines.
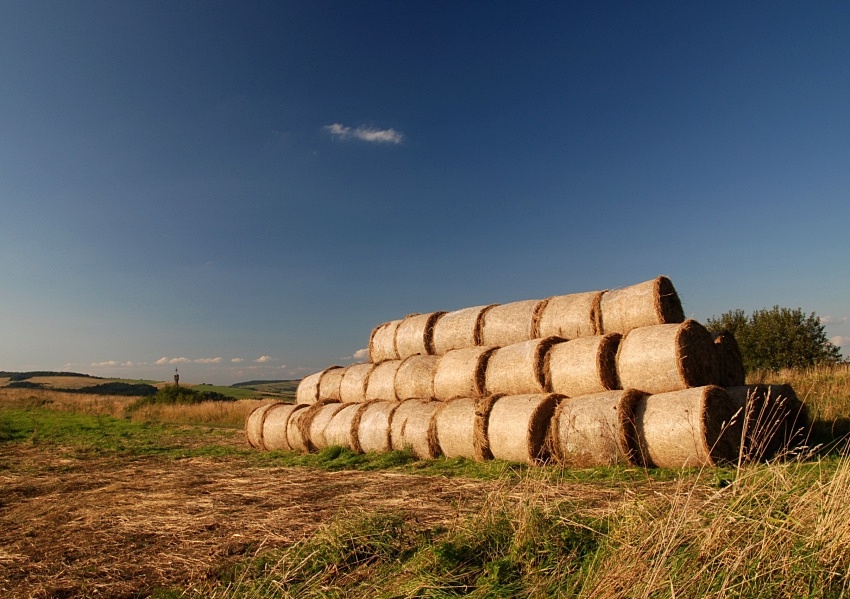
369, 319, 403, 363
432, 304, 497, 354
394, 355, 440, 400
244, 402, 283, 449
713, 330, 746, 387
617, 320, 719, 394
632, 386, 742, 468
356, 401, 400, 454
431, 397, 479, 459
365, 360, 403, 402
395, 311, 446, 359
339, 363, 376, 403
537, 290, 604, 338
599, 275, 685, 335
433, 346, 497, 401
262, 403, 308, 451
486, 393, 563, 464
484, 337, 562, 395
480, 299, 548, 347
389, 399, 441, 459
549, 389, 645, 467
546, 333, 621, 396
726, 384, 809, 463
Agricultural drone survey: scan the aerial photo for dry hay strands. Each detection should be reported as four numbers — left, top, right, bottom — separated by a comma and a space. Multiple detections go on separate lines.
546, 334, 621, 397
632, 386, 742, 468
430, 397, 482, 460
537, 290, 604, 339
296, 365, 343, 405
262, 403, 309, 451
323, 402, 369, 451
616, 320, 719, 394
432, 304, 497, 354
714, 330, 746, 387
433, 346, 497, 401
357, 400, 402, 454
485, 337, 563, 396
369, 318, 403, 363
395, 354, 441, 401
299, 400, 345, 452
245, 402, 284, 450
487, 393, 564, 465
599, 276, 685, 335
395, 311, 447, 359
339, 363, 376, 403
549, 389, 646, 467
479, 298, 549, 347
473, 394, 502, 461
726, 384, 809, 463
286, 404, 315, 453
365, 360, 404, 402
390, 398, 442, 459
317, 366, 346, 402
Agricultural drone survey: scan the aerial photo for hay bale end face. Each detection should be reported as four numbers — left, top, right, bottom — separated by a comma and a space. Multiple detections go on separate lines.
487, 393, 563, 465
369, 319, 403, 363
317, 366, 345, 402
357, 401, 399, 454
726, 384, 809, 462
433, 346, 497, 401
546, 334, 621, 396
323, 403, 365, 451
432, 304, 496, 354
295, 371, 322, 405
432, 397, 480, 459
395, 311, 446, 359
262, 403, 308, 451
599, 276, 685, 335
549, 390, 644, 467
390, 399, 441, 459
299, 400, 344, 452
339, 363, 376, 403
485, 337, 562, 396
616, 320, 719, 394
537, 290, 604, 339
365, 360, 403, 402
245, 402, 283, 449
632, 386, 741, 468
480, 299, 547, 347
286, 406, 313, 453
395, 354, 440, 400
713, 331, 746, 387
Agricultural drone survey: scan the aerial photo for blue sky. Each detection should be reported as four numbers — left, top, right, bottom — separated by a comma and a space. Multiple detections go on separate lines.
2, 1, 849, 384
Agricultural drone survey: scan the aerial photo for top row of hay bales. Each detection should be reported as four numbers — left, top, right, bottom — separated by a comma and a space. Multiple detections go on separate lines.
369, 276, 685, 363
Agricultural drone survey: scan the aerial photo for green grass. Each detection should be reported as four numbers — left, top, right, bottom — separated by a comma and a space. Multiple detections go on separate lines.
190, 384, 269, 400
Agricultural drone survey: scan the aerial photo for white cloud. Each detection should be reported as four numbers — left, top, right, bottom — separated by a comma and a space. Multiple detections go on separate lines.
831, 336, 850, 347
352, 348, 369, 361
169, 357, 192, 364
254, 355, 272, 363
821, 315, 848, 325
91, 360, 138, 368
231, 357, 244, 363
194, 357, 223, 364
155, 357, 169, 365
324, 123, 404, 144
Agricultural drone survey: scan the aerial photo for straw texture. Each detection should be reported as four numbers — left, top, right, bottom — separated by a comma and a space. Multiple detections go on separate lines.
369, 319, 402, 363
484, 337, 562, 395
339, 363, 375, 403
537, 290, 604, 339
473, 394, 502, 461
245, 402, 282, 450
632, 386, 741, 468
262, 403, 308, 451
549, 390, 644, 467
323, 403, 364, 450
431, 397, 479, 459
432, 304, 496, 354
300, 400, 345, 452
714, 331, 746, 387
357, 401, 400, 454
365, 360, 403, 402
480, 299, 547, 347
285, 406, 312, 453
486, 394, 563, 464
546, 334, 621, 396
395, 354, 440, 400
616, 320, 719, 394
390, 399, 441, 459
599, 276, 685, 335
295, 371, 323, 405
395, 311, 446, 359
433, 346, 497, 400
317, 366, 345, 402
726, 384, 808, 462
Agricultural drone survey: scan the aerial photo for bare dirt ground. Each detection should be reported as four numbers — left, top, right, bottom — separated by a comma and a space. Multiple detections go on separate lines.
0, 430, 656, 598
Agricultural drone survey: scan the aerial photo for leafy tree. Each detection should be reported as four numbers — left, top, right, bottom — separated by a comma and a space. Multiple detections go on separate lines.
706, 306, 843, 372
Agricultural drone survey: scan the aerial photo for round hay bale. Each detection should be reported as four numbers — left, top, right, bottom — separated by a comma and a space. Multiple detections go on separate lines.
432, 304, 497, 354
433, 346, 497, 400
546, 334, 621, 396
537, 290, 604, 339
395, 311, 446, 359
365, 360, 403, 402
632, 386, 741, 468
431, 397, 480, 459
473, 394, 502, 461
616, 320, 719, 394
390, 399, 441, 459
262, 403, 308, 451
286, 405, 313, 453
369, 319, 402, 363
485, 337, 562, 395
245, 402, 283, 449
549, 389, 645, 467
357, 401, 400, 454
297, 400, 343, 452
317, 366, 346, 402
599, 276, 685, 335
339, 363, 376, 403
727, 384, 809, 462
395, 355, 440, 400
713, 331, 746, 387
295, 371, 322, 405
323, 403, 366, 450
487, 394, 563, 464
480, 299, 548, 347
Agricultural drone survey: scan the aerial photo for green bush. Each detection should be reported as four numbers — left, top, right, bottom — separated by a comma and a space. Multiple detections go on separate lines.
706, 306, 843, 372
128, 384, 235, 411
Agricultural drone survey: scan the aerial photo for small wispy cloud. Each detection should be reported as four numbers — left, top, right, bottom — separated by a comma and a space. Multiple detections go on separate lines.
169, 357, 192, 364
194, 357, 223, 364
831, 336, 850, 347
821, 315, 848, 325
91, 360, 137, 368
155, 357, 169, 366
324, 123, 404, 144
254, 355, 272, 363
231, 357, 244, 363
351, 348, 369, 361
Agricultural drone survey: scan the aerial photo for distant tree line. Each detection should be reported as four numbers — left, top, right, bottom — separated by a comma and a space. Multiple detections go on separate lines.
0, 371, 98, 382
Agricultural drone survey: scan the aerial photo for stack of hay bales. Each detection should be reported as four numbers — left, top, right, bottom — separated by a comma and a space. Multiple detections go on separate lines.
248, 276, 808, 468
